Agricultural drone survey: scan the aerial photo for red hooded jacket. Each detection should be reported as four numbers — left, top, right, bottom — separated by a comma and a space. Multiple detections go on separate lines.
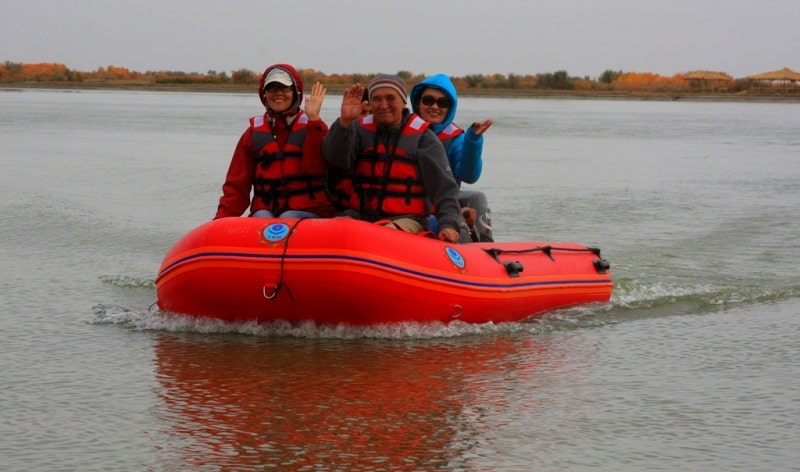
215, 64, 334, 218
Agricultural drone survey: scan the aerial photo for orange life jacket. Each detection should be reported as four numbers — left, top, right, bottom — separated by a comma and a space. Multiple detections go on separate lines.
340, 114, 432, 220
436, 122, 463, 151
250, 114, 330, 214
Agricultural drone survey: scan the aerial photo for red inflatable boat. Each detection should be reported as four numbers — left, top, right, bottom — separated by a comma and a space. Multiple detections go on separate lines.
155, 217, 612, 325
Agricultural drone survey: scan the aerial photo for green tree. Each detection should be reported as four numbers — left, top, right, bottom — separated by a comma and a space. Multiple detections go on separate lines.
464, 74, 484, 88
491, 73, 507, 88
537, 70, 574, 89
599, 69, 623, 84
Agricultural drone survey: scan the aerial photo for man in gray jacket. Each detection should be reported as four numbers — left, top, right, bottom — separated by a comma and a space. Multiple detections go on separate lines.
323, 74, 465, 243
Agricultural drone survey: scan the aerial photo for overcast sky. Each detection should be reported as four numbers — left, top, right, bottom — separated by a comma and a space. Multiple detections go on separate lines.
2, 0, 798, 79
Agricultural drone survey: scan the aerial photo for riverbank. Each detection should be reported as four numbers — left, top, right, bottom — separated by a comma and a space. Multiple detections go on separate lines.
2, 80, 799, 103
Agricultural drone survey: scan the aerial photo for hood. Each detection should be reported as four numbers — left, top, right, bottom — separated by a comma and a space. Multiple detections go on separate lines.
410, 73, 458, 134
258, 63, 304, 112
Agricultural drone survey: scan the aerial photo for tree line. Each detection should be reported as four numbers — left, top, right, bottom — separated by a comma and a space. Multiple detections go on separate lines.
1, 61, 795, 95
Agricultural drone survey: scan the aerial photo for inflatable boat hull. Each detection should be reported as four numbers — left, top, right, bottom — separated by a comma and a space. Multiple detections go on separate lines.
155, 217, 612, 325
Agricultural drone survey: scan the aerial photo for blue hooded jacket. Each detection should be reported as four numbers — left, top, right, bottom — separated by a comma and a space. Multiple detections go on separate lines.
410, 74, 483, 184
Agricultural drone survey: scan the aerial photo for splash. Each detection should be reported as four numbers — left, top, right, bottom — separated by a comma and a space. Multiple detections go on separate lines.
608, 277, 800, 317
90, 277, 798, 339
90, 303, 613, 339
99, 275, 155, 289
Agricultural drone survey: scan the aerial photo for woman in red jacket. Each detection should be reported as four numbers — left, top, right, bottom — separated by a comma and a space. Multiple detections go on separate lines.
214, 63, 336, 219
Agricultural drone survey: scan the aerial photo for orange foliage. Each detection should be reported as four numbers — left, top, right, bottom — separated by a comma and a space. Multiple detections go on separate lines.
2, 62, 778, 95
572, 78, 592, 91
92, 65, 141, 81
611, 72, 685, 91
0, 62, 72, 81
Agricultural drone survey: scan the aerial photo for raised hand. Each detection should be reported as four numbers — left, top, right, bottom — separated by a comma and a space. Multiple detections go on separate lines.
338, 83, 366, 126
470, 119, 493, 136
304, 81, 326, 121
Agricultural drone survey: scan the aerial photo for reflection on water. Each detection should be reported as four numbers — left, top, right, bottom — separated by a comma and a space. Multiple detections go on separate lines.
152, 332, 584, 470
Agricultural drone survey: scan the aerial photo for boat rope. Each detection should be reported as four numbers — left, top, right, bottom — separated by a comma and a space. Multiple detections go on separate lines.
482, 245, 609, 276
482, 245, 603, 263
262, 218, 309, 301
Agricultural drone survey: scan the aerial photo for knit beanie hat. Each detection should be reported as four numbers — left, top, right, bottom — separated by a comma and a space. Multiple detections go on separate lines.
368, 74, 408, 103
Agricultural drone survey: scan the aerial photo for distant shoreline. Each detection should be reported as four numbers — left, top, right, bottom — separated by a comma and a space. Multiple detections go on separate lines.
2, 81, 799, 103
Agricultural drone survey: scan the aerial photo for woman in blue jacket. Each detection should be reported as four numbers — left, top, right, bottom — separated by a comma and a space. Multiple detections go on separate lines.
410, 74, 494, 241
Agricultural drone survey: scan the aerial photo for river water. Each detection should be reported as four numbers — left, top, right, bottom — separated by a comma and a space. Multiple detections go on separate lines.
1, 88, 798, 471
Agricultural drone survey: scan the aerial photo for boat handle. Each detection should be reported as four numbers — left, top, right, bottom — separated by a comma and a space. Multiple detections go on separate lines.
263, 285, 280, 300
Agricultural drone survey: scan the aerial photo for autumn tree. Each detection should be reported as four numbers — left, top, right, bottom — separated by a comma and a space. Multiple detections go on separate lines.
231, 68, 257, 84
349, 73, 371, 85
1, 61, 24, 81
611, 72, 684, 92
4, 62, 72, 82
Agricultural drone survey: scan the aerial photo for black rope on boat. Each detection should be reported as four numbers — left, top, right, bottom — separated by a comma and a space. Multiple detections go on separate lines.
262, 218, 308, 302
482, 245, 604, 263
484, 245, 600, 259
484, 248, 502, 263
482, 245, 554, 262
481, 245, 611, 276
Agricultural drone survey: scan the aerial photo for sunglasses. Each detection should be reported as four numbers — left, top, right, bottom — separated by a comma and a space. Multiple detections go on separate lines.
421, 95, 451, 108
265, 84, 293, 93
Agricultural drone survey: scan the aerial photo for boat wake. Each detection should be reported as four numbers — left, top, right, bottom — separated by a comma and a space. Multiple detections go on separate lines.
609, 276, 799, 317
90, 275, 798, 339
99, 274, 155, 289
90, 302, 617, 339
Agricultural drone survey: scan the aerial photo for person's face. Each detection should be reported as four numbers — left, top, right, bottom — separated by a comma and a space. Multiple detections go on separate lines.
360, 101, 372, 118
417, 88, 450, 124
264, 83, 294, 112
370, 88, 405, 125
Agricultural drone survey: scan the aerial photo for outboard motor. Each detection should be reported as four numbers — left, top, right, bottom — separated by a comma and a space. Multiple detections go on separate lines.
459, 189, 493, 242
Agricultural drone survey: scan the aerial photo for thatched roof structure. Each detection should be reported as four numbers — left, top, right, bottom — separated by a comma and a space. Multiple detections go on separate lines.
747, 67, 800, 83
681, 70, 733, 91
682, 70, 733, 81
